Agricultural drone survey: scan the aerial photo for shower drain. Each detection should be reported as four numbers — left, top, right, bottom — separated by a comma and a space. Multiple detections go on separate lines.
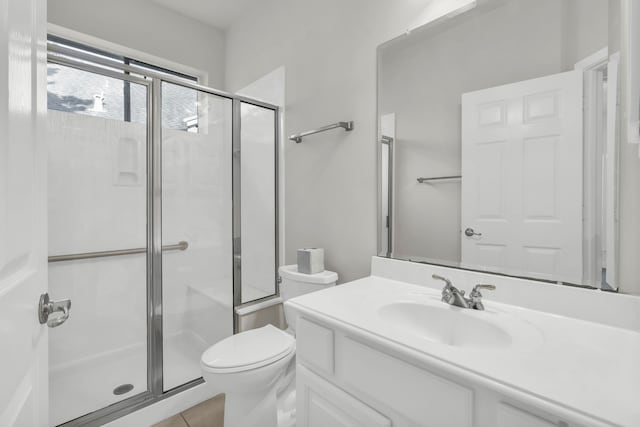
113, 384, 134, 395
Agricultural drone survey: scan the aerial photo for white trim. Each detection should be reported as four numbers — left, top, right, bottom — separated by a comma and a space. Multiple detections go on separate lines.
574, 46, 609, 71
577, 49, 609, 288
575, 48, 622, 291
605, 53, 620, 290
46, 23, 208, 85
235, 296, 283, 316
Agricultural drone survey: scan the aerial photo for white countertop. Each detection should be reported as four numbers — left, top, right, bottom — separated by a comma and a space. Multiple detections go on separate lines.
287, 275, 640, 427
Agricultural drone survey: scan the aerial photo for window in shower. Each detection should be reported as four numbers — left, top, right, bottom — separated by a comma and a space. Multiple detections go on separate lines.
47, 35, 199, 131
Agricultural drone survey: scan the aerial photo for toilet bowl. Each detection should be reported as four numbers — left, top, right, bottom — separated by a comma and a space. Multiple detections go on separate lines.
200, 265, 338, 427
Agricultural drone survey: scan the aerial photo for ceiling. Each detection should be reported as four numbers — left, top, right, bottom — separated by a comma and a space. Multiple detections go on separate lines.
151, 0, 265, 30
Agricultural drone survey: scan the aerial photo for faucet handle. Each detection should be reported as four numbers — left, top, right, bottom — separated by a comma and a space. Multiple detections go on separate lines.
473, 284, 496, 292
470, 284, 495, 298
469, 284, 495, 310
432, 274, 452, 288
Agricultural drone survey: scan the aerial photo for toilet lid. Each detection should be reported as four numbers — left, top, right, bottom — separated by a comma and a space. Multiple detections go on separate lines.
201, 324, 295, 372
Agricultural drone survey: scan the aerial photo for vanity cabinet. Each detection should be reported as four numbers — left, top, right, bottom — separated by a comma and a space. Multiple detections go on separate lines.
295, 317, 592, 427
297, 365, 391, 427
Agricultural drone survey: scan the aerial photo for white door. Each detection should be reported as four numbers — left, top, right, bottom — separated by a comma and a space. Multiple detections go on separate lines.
0, 0, 48, 426
461, 71, 583, 284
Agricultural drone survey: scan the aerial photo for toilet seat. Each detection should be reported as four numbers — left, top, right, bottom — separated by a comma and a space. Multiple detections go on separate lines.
201, 324, 295, 374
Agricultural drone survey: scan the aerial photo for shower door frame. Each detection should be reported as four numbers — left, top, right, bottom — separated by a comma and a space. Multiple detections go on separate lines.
47, 42, 281, 426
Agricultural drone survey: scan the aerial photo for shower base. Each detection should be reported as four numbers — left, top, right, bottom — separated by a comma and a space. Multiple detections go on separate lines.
50, 331, 206, 426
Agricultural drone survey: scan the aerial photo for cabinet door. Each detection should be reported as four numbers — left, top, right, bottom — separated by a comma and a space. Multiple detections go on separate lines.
297, 365, 391, 427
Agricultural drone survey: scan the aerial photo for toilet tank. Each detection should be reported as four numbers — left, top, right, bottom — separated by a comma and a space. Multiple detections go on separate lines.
279, 265, 338, 331
278, 264, 338, 301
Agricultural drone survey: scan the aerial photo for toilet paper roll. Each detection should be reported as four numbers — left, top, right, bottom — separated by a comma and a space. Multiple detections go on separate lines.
297, 248, 324, 274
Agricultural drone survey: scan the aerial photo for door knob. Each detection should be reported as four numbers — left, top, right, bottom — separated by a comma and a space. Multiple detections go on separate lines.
464, 227, 482, 237
38, 293, 71, 328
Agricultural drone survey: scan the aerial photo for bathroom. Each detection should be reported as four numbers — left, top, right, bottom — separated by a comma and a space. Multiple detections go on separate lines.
1, 0, 639, 426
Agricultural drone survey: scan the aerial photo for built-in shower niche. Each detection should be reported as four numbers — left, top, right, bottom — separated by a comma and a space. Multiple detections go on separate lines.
113, 136, 143, 187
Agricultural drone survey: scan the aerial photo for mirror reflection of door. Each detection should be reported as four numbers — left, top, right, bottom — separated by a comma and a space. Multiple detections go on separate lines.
380, 113, 396, 258
461, 71, 583, 284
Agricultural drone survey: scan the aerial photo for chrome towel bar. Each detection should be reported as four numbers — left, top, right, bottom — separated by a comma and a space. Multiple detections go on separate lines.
48, 241, 189, 263
417, 176, 462, 183
289, 121, 354, 143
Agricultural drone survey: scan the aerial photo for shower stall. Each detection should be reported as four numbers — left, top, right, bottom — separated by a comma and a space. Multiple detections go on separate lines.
46, 37, 279, 426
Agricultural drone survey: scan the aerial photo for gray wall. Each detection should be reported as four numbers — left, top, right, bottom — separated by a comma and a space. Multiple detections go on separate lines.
561, 0, 611, 69
48, 0, 226, 88
224, 0, 475, 283
380, 0, 609, 262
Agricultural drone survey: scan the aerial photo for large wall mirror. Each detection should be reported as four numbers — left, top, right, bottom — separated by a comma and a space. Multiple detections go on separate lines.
377, 0, 636, 292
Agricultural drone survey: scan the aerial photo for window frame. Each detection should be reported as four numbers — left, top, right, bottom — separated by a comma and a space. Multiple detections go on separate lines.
47, 34, 199, 126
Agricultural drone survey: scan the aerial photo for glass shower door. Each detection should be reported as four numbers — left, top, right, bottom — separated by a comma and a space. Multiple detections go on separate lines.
47, 63, 149, 425
161, 81, 234, 390
239, 102, 277, 303
46, 38, 279, 424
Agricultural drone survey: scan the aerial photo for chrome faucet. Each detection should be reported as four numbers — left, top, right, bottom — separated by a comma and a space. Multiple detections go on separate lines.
433, 274, 469, 308
432, 274, 495, 310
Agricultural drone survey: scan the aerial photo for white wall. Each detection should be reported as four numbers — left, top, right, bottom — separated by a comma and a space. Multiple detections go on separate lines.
47, 0, 226, 87
225, 0, 476, 283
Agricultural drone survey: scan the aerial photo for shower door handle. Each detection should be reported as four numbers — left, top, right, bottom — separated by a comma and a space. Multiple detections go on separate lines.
38, 293, 72, 328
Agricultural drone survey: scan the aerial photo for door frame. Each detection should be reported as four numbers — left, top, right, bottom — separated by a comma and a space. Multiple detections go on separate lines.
575, 47, 618, 290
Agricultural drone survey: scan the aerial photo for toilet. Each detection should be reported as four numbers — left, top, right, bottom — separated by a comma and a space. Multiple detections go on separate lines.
200, 265, 338, 427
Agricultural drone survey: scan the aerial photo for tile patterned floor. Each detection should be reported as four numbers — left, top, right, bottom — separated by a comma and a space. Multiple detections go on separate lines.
153, 394, 225, 427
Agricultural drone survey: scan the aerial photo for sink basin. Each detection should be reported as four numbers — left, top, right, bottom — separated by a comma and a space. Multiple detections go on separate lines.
379, 302, 526, 350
